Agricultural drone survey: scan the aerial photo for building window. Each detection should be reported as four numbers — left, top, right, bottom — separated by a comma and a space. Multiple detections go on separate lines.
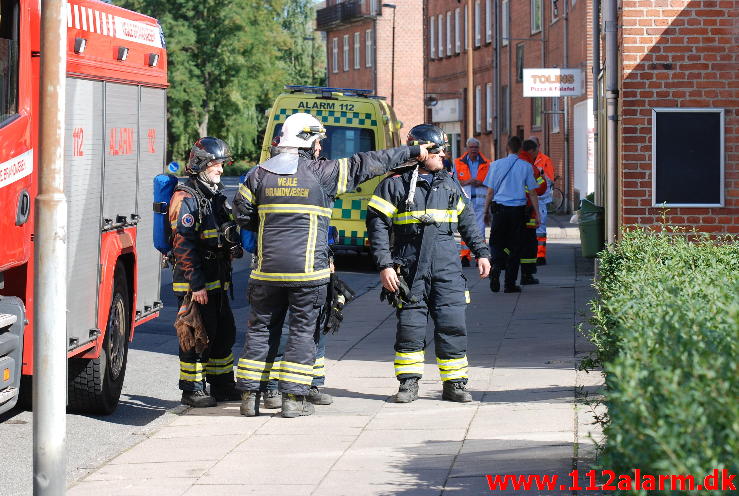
366, 29, 373, 67
447, 11, 452, 55
438, 14, 444, 57
354, 32, 360, 69
486, 83, 493, 132
516, 44, 524, 82
0, 0, 19, 123
532, 97, 543, 129
455, 8, 461, 53
485, 0, 492, 44
551, 0, 560, 22
531, 0, 542, 34
501, 0, 509, 46
332, 38, 338, 73
551, 97, 560, 133
652, 108, 724, 206
501, 85, 509, 133
430, 16, 436, 59
369, 0, 377, 15
474, 0, 481, 47
464, 4, 468, 50
343, 35, 349, 71
475, 85, 482, 134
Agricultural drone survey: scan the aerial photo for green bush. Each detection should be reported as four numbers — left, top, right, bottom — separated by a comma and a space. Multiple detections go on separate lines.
584, 228, 738, 494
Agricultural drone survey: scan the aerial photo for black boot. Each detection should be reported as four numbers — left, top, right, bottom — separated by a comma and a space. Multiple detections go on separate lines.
210, 382, 242, 402
503, 285, 522, 293
307, 386, 333, 405
282, 394, 315, 418
442, 381, 473, 402
181, 390, 217, 408
262, 389, 282, 409
393, 377, 419, 403
521, 274, 539, 285
239, 391, 260, 417
489, 268, 501, 292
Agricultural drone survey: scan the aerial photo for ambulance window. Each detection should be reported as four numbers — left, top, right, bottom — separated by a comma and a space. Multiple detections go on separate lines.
272, 124, 375, 160
0, 0, 19, 124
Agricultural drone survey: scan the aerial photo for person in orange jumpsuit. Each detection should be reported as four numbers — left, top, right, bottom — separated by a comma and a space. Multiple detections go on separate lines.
529, 136, 553, 264
519, 140, 547, 284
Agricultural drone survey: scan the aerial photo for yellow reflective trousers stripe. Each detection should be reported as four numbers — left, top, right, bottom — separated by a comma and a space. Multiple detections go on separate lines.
437, 356, 469, 381
394, 350, 424, 376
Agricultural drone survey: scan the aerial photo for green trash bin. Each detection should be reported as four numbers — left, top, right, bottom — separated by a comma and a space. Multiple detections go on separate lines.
578, 199, 605, 258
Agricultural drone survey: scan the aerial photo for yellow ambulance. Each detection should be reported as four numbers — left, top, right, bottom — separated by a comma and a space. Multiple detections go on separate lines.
261, 85, 402, 254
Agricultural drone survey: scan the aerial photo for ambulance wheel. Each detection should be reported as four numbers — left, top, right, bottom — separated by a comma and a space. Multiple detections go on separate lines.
67, 262, 130, 415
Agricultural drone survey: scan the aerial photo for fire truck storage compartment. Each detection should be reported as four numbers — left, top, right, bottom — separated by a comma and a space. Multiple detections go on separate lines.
0, 295, 25, 414
65, 78, 103, 348
64, 78, 164, 349
135, 87, 165, 318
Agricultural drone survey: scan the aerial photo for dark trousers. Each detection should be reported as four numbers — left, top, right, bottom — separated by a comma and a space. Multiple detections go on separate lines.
489, 204, 526, 287
236, 284, 327, 395
267, 322, 327, 390
520, 227, 539, 276
395, 240, 469, 383
177, 290, 236, 392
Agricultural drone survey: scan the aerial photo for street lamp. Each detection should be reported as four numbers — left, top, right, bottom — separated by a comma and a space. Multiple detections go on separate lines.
303, 36, 316, 84
382, 3, 396, 106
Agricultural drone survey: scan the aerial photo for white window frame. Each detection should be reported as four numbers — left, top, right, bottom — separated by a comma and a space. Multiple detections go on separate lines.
501, 0, 509, 47
343, 34, 349, 71
551, 0, 560, 22
369, 0, 377, 15
430, 16, 436, 59
501, 85, 509, 133
651, 107, 725, 207
475, 85, 482, 134
332, 38, 338, 73
531, 0, 542, 34
446, 11, 452, 55
354, 32, 360, 69
438, 15, 444, 57
366, 29, 373, 67
551, 97, 561, 133
486, 83, 493, 132
455, 8, 461, 53
464, 4, 468, 50
474, 0, 481, 47
485, 0, 492, 44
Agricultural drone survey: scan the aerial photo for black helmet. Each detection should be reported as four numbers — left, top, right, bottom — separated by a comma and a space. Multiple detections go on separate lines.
186, 137, 232, 174
406, 124, 448, 154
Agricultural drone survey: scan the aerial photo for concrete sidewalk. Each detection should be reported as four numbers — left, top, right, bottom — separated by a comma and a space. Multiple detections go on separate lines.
68, 224, 604, 496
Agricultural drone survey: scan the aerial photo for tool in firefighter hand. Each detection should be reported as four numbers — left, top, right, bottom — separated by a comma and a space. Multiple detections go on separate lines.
320, 274, 356, 334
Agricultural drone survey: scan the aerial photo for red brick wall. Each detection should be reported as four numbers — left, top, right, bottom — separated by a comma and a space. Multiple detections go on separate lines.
619, 0, 738, 233
326, 20, 375, 91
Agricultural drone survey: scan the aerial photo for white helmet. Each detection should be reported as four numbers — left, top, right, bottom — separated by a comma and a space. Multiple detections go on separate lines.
279, 113, 327, 148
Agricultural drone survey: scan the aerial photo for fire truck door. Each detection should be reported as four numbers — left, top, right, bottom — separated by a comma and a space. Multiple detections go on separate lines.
64, 78, 104, 347
135, 87, 165, 319
103, 83, 138, 227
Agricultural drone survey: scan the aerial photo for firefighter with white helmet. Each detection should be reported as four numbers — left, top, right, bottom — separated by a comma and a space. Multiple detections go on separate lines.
170, 137, 243, 407
233, 112, 430, 417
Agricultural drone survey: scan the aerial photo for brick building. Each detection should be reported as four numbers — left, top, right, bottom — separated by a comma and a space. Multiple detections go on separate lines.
425, 0, 594, 209
317, 0, 424, 139
599, 0, 738, 236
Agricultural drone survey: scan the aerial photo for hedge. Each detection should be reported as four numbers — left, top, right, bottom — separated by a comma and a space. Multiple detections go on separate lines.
583, 228, 738, 494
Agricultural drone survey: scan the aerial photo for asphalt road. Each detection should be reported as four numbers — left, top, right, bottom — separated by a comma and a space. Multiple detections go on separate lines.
0, 176, 381, 496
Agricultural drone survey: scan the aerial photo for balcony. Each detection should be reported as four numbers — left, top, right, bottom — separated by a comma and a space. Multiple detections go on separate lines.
316, 0, 376, 31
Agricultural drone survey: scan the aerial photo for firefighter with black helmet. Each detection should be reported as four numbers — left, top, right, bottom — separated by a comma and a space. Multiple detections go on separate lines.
169, 137, 243, 407
367, 124, 491, 404
233, 112, 430, 418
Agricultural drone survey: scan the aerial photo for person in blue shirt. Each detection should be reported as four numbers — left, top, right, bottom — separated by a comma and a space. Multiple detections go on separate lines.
483, 136, 541, 293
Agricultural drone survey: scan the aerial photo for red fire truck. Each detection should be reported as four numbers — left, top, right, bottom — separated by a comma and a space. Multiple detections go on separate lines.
0, 0, 167, 415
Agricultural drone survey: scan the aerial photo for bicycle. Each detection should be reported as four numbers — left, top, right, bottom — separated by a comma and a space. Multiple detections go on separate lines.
546, 175, 565, 214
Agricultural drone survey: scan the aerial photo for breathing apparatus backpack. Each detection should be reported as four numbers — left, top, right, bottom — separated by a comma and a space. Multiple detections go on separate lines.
152, 173, 208, 256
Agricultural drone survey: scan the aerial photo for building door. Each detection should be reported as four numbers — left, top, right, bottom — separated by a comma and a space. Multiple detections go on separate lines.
573, 99, 594, 201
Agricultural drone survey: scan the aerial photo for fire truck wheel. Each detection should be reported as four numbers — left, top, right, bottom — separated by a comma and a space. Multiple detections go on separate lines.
67, 262, 130, 415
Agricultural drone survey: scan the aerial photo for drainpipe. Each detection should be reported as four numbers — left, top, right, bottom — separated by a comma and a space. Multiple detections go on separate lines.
563, 0, 570, 212
466, 0, 474, 141
604, 0, 618, 243
592, 0, 601, 205
494, 0, 500, 158
34, 0, 67, 494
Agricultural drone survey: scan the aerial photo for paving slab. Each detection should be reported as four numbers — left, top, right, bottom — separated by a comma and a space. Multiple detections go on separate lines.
67, 238, 604, 495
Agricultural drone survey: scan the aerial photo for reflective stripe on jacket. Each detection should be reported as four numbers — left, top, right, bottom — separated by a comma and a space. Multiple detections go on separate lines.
234, 147, 418, 287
